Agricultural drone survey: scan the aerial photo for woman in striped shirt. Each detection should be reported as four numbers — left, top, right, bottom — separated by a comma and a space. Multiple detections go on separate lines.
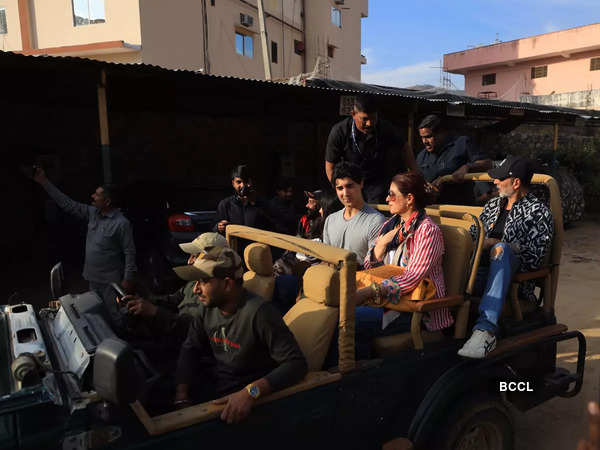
353, 171, 453, 359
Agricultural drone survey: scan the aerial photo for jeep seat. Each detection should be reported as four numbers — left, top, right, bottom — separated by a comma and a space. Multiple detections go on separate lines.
243, 243, 275, 300
372, 219, 479, 356
283, 265, 339, 371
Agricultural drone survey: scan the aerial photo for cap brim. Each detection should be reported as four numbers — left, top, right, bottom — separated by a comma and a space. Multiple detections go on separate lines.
179, 242, 201, 254
173, 259, 219, 281
487, 167, 506, 180
304, 191, 314, 198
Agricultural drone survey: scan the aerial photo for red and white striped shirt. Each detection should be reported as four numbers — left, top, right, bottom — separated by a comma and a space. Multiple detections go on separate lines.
364, 215, 454, 331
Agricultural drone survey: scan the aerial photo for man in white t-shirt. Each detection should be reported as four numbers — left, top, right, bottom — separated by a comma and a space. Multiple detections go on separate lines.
323, 162, 386, 266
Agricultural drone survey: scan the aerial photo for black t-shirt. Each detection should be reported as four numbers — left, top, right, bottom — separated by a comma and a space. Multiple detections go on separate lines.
325, 117, 406, 200
176, 291, 307, 394
214, 195, 271, 231
489, 208, 509, 240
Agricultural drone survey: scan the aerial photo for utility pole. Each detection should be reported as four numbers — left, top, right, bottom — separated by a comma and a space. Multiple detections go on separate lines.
256, 0, 272, 80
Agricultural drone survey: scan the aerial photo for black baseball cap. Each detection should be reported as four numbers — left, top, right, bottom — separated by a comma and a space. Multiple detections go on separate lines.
304, 190, 323, 200
488, 155, 534, 184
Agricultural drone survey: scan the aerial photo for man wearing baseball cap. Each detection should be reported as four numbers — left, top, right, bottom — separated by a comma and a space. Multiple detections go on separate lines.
458, 155, 553, 359
124, 233, 229, 343
172, 246, 307, 423
297, 190, 322, 239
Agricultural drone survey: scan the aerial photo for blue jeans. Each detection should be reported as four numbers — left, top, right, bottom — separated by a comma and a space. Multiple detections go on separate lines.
473, 243, 521, 335
325, 307, 412, 366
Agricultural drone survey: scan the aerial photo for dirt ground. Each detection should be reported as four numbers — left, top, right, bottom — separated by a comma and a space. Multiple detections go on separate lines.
514, 217, 600, 449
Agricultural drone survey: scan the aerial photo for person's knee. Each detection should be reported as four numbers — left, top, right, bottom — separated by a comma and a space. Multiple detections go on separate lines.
490, 242, 510, 260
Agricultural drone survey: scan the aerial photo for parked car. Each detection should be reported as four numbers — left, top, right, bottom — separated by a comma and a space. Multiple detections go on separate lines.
111, 181, 224, 294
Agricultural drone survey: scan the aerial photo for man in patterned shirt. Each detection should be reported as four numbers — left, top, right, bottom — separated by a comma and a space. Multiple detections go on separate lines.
458, 156, 553, 359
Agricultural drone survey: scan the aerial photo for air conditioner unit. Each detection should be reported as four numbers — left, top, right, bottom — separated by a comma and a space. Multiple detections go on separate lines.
240, 13, 254, 27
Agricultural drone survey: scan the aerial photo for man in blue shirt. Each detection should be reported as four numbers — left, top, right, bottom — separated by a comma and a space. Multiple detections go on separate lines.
417, 115, 492, 194
33, 167, 137, 305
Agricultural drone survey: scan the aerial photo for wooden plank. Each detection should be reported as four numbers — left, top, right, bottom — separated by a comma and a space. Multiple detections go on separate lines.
488, 324, 568, 358
226, 225, 353, 264
131, 371, 342, 436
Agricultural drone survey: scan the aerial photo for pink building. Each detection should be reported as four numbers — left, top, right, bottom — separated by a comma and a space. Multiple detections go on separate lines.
444, 23, 600, 109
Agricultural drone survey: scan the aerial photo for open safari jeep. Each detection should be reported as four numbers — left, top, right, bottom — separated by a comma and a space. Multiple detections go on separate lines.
0, 174, 586, 449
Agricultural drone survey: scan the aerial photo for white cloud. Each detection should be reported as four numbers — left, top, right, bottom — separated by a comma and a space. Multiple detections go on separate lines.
361, 60, 465, 90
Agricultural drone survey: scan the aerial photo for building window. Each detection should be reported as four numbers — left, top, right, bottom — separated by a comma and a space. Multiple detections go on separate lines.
235, 32, 253, 58
0, 9, 7, 34
294, 40, 304, 55
591, 58, 600, 71
72, 0, 106, 26
531, 65, 548, 79
328, 45, 336, 58
271, 41, 278, 64
482, 73, 496, 86
331, 7, 342, 27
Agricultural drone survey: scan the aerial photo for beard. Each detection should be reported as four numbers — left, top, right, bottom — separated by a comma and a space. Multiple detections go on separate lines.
498, 186, 515, 198
306, 208, 320, 219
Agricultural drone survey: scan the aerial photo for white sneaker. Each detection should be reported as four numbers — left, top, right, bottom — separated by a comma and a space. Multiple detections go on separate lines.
458, 329, 497, 359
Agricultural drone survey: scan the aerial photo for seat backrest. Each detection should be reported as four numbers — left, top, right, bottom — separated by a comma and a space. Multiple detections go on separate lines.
438, 224, 474, 296
242, 243, 275, 300
283, 265, 339, 371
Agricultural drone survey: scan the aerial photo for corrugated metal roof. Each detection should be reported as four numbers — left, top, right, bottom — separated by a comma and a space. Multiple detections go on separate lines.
2, 50, 600, 122
303, 78, 600, 120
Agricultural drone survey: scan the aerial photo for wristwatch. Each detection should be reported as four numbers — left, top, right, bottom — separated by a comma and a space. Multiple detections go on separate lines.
246, 384, 261, 400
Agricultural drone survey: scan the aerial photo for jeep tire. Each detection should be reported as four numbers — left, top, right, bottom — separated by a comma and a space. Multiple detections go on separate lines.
436, 398, 514, 450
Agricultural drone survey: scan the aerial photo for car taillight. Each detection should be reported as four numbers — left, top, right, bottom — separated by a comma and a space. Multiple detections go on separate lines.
168, 214, 194, 232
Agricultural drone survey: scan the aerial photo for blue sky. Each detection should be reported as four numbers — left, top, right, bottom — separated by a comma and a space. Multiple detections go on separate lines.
361, 0, 600, 90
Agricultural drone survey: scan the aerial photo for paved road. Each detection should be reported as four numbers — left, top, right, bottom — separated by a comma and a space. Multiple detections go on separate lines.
515, 218, 600, 449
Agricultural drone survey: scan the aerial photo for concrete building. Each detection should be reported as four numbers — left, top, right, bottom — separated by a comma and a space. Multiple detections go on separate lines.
444, 23, 600, 109
0, 0, 367, 81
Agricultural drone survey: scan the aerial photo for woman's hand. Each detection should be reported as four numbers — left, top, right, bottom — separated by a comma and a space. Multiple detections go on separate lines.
374, 227, 399, 261
354, 284, 389, 306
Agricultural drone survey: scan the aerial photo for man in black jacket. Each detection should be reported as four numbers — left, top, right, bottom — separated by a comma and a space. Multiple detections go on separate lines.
458, 156, 553, 359
173, 246, 307, 423
214, 165, 271, 234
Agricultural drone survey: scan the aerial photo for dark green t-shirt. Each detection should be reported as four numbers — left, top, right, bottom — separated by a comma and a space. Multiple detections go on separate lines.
176, 290, 307, 393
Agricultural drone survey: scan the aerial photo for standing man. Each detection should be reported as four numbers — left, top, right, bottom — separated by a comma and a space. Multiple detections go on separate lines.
417, 114, 492, 189
267, 178, 298, 235
323, 162, 386, 266
325, 96, 417, 204
458, 156, 553, 358
32, 167, 136, 297
214, 165, 271, 235
173, 247, 307, 421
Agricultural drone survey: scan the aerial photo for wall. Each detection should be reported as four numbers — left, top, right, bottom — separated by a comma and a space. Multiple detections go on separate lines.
140, 0, 366, 81
139, 0, 205, 71
304, 0, 366, 81
463, 49, 600, 101
521, 89, 600, 110
0, 0, 22, 51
